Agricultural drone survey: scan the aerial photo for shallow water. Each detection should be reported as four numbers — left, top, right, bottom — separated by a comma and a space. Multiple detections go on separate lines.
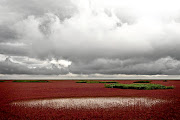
11, 97, 166, 109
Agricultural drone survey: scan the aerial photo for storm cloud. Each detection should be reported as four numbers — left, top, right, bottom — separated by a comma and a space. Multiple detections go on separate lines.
1, 0, 180, 77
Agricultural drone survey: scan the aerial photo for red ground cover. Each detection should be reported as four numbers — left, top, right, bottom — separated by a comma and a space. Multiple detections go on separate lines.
0, 80, 179, 119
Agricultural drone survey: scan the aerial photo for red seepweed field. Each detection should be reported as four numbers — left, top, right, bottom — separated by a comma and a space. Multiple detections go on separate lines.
0, 80, 179, 119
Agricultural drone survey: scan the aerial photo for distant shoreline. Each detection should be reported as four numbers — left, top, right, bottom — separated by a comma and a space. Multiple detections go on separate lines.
1, 78, 180, 80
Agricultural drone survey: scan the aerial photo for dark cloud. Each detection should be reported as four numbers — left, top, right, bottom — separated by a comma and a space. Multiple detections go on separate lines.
70, 57, 180, 75
0, 25, 18, 42
0, 57, 69, 75
0, 43, 28, 56
1, 56, 180, 75
2, 0, 77, 19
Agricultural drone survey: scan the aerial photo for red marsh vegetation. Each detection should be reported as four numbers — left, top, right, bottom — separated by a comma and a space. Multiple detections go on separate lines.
0, 80, 179, 119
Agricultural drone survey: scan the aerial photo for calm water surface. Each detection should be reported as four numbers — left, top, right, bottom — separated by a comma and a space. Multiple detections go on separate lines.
11, 97, 167, 109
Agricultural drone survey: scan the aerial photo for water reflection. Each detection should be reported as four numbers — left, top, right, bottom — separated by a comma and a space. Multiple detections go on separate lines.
11, 97, 166, 109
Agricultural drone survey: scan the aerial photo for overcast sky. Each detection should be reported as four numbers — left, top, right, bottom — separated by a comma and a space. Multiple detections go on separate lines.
1, 0, 180, 79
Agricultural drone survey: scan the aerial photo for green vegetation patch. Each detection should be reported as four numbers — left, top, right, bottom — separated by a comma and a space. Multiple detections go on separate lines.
105, 83, 174, 90
133, 80, 151, 83
12, 80, 49, 83
76, 80, 118, 83
0, 80, 5, 82
98, 81, 118, 83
